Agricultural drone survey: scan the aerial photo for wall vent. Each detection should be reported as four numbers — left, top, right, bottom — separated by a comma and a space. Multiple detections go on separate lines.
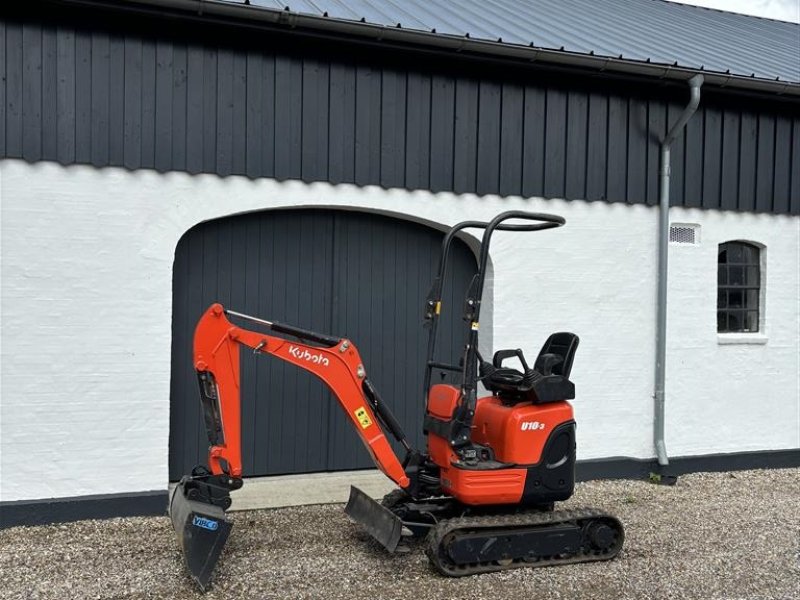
669, 223, 700, 245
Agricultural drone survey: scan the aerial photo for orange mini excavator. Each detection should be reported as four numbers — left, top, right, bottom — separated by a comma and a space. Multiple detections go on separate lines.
168, 211, 624, 590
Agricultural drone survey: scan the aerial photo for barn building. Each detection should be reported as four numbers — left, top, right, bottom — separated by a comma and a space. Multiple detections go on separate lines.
1, 0, 798, 525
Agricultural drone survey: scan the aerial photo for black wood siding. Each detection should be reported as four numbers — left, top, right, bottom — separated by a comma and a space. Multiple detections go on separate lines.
1, 18, 798, 214
169, 209, 476, 479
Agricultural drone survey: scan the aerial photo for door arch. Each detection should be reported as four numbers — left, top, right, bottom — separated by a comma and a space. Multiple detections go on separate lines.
168, 208, 477, 479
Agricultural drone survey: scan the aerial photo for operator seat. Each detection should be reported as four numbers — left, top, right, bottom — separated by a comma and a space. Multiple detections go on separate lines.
480, 333, 579, 404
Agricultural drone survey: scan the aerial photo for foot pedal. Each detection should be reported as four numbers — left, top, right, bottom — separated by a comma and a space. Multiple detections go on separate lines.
344, 486, 403, 553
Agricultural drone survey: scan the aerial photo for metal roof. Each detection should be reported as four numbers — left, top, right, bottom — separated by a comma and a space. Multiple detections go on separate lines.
236, 0, 799, 84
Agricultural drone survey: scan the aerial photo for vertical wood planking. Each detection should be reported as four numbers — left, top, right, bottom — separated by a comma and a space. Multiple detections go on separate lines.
586, 92, 611, 201
123, 37, 143, 169
170, 44, 187, 171
41, 27, 58, 161
522, 86, 546, 198
0, 21, 796, 216
790, 119, 800, 214
74, 30, 91, 163
405, 71, 431, 190
328, 62, 356, 184
453, 78, 479, 194
21, 23, 43, 161
666, 101, 685, 206
499, 83, 523, 197
380, 69, 406, 189
737, 111, 757, 211
244, 51, 263, 177
355, 65, 382, 185
565, 90, 588, 200
0, 22, 5, 156
606, 95, 628, 202
108, 35, 125, 166
301, 58, 330, 182
140, 39, 156, 169
720, 109, 740, 210
5, 23, 23, 156
429, 74, 455, 192
683, 107, 704, 207
274, 55, 302, 180
201, 46, 217, 173
626, 98, 648, 203
645, 100, 665, 205
215, 49, 233, 176
90, 31, 109, 166
55, 27, 75, 163
476, 80, 501, 196
544, 88, 567, 198
231, 52, 247, 175
184, 45, 203, 174
771, 115, 791, 213
755, 114, 775, 212
260, 53, 276, 177
701, 107, 722, 209
154, 41, 174, 172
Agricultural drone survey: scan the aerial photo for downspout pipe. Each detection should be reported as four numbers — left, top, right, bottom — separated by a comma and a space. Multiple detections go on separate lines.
654, 74, 703, 467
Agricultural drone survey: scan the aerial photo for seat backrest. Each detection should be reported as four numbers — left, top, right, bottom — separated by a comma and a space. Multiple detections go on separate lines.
535, 332, 579, 378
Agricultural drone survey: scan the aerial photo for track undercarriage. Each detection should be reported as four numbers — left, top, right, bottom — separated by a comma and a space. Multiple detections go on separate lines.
345, 486, 624, 577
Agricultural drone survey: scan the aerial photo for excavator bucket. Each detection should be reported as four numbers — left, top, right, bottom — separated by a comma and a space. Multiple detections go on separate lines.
344, 486, 403, 553
168, 477, 233, 591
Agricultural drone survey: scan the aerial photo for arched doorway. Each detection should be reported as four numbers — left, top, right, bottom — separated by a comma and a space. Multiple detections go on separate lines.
168, 209, 477, 479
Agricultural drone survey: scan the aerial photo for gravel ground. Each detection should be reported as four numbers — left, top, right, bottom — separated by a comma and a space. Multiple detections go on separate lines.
1, 468, 798, 600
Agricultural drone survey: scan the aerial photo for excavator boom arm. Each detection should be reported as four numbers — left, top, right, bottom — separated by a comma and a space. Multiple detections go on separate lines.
193, 303, 410, 488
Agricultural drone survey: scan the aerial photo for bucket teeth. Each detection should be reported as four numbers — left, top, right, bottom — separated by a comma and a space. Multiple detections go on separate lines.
169, 476, 233, 591
344, 486, 403, 553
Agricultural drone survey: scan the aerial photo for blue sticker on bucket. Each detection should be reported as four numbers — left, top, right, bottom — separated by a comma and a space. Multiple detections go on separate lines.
192, 515, 219, 531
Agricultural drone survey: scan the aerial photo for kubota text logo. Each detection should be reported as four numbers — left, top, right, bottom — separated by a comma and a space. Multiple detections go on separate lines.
521, 421, 545, 431
288, 345, 330, 366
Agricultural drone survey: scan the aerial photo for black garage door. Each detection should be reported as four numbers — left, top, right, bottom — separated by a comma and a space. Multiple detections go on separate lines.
169, 209, 477, 480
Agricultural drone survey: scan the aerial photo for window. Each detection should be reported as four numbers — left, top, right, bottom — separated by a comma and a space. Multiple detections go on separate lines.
717, 242, 761, 333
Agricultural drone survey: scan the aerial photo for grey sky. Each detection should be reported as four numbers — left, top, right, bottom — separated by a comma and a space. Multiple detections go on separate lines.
668, 0, 800, 22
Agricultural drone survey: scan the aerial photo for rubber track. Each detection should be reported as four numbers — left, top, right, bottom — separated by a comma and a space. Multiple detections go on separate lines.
424, 507, 624, 576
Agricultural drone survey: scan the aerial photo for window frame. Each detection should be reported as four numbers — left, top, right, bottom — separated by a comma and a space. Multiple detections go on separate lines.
716, 240, 764, 336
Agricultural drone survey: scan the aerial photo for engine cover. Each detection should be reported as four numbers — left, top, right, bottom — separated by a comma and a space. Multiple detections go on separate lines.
425, 387, 576, 506
471, 396, 573, 465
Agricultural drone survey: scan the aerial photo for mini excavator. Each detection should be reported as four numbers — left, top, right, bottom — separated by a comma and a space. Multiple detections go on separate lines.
169, 211, 624, 590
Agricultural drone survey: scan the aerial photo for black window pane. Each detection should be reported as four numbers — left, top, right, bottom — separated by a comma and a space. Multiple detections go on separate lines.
717, 288, 726, 308
746, 289, 759, 310
718, 266, 727, 285
729, 290, 743, 308
741, 244, 756, 263
717, 311, 727, 332
746, 266, 759, 286
727, 243, 743, 262
745, 311, 758, 332
729, 266, 744, 285
718, 248, 728, 264
728, 312, 741, 331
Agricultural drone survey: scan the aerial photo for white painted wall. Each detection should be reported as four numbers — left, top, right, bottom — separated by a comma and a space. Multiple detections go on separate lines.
1, 160, 797, 502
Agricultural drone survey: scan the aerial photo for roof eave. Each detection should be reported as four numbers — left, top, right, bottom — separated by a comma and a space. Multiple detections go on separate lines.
67, 0, 800, 96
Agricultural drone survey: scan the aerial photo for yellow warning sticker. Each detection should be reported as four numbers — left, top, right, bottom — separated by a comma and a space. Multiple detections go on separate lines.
354, 407, 372, 429
471, 321, 480, 331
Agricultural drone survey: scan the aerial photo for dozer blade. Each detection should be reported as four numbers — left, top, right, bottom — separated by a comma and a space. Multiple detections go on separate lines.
344, 486, 403, 553
168, 478, 233, 591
